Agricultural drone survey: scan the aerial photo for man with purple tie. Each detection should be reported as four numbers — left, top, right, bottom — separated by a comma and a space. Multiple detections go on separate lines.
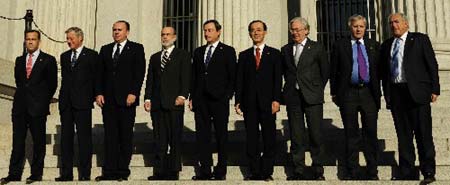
330, 14, 381, 180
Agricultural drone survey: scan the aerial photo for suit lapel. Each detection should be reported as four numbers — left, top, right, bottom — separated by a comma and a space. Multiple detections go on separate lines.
29, 52, 45, 80
403, 32, 414, 64
297, 39, 311, 67
286, 43, 295, 68
343, 39, 353, 68
260, 46, 271, 69
209, 42, 223, 65
73, 47, 86, 69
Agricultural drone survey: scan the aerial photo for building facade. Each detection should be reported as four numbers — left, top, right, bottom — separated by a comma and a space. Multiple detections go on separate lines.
0, 0, 449, 74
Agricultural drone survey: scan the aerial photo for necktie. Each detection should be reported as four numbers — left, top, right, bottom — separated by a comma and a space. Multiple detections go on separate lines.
356, 41, 368, 82
113, 43, 121, 67
161, 50, 169, 72
255, 47, 261, 70
205, 45, 213, 68
391, 38, 401, 79
26, 53, 33, 79
71, 50, 77, 68
294, 43, 303, 66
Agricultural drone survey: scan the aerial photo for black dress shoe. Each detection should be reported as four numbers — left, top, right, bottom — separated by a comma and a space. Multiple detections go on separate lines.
315, 175, 325, 180
147, 175, 166, 180
117, 177, 128, 181
25, 175, 42, 184
95, 175, 116, 181
287, 174, 306, 180
262, 175, 274, 181
78, 176, 90, 181
1, 176, 21, 184
422, 175, 436, 184
167, 173, 179, 181
244, 175, 261, 180
212, 175, 226, 180
55, 176, 73, 181
192, 174, 212, 180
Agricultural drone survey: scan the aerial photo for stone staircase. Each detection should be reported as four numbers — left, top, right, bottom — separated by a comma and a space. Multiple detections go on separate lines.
0, 71, 449, 184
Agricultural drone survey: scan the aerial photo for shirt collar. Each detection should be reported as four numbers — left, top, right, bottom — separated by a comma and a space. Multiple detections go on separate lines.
117, 39, 127, 47
351, 37, 365, 45
398, 31, 408, 41
27, 49, 40, 57
253, 43, 265, 51
207, 40, 220, 48
163, 45, 175, 54
73, 45, 84, 54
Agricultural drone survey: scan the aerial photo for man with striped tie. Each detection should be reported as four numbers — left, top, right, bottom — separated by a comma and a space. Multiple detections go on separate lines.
381, 13, 439, 184
144, 26, 191, 180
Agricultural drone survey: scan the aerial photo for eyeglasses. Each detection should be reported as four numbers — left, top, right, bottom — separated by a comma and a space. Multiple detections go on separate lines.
290, 28, 306, 33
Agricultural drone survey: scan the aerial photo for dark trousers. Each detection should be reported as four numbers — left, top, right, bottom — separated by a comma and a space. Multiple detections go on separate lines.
390, 83, 435, 177
243, 104, 276, 177
101, 103, 136, 178
59, 107, 92, 178
194, 95, 229, 177
339, 86, 379, 176
286, 90, 324, 176
9, 113, 47, 178
151, 109, 184, 175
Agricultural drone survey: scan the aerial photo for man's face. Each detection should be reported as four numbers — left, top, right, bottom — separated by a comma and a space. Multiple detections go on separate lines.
290, 21, 308, 44
350, 19, 366, 39
66, 31, 83, 50
25, 32, 40, 53
161, 27, 176, 48
112, 22, 129, 43
203, 22, 220, 44
249, 22, 266, 45
389, 14, 409, 37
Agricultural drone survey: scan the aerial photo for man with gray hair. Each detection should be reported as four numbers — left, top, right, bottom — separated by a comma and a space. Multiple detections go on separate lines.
56, 27, 99, 181
144, 26, 191, 180
381, 13, 439, 183
330, 14, 381, 180
281, 17, 329, 180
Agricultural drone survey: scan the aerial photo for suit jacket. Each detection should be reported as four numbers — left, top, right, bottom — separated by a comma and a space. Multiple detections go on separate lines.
12, 51, 57, 116
235, 45, 282, 112
381, 32, 440, 105
330, 38, 381, 109
97, 40, 146, 107
281, 39, 329, 105
190, 42, 237, 105
144, 48, 191, 111
59, 47, 99, 111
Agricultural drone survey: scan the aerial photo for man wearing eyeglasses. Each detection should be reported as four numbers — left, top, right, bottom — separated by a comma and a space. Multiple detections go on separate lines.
281, 17, 329, 181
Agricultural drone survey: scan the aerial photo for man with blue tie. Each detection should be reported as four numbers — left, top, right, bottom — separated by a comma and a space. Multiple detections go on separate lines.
190, 19, 237, 180
381, 13, 439, 184
330, 15, 381, 180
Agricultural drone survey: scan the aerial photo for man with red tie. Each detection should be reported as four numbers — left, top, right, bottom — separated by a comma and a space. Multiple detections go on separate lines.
1, 30, 57, 184
235, 20, 281, 181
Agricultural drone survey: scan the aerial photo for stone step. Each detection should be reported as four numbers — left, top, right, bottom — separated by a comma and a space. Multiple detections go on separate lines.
0, 166, 449, 182
1, 146, 449, 168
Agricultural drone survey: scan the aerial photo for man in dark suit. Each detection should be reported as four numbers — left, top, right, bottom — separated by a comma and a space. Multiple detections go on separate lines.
189, 19, 237, 180
55, 27, 98, 182
235, 20, 281, 181
144, 26, 191, 181
330, 15, 381, 180
95, 20, 146, 181
1, 30, 57, 184
281, 17, 329, 180
381, 13, 439, 184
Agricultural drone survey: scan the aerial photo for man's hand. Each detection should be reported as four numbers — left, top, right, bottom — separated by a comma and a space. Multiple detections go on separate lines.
126, 94, 136, 106
272, 101, 280, 114
188, 100, 193, 111
144, 101, 151, 112
175, 96, 185, 106
96, 95, 105, 107
431, 93, 439, 103
235, 103, 243, 116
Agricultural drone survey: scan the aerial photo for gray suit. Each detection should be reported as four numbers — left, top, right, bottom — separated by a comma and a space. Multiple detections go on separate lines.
281, 39, 329, 178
